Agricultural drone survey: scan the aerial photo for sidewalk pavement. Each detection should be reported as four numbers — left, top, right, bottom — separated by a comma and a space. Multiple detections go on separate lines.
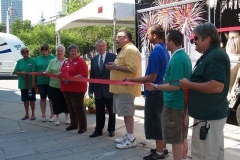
0, 79, 240, 160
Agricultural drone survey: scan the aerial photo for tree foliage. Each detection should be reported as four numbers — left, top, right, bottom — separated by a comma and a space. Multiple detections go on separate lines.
10, 19, 33, 35
0, 22, 5, 32
64, 0, 92, 14
10, 20, 56, 57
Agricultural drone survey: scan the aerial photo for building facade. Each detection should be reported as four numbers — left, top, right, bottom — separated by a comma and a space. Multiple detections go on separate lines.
1, 0, 22, 24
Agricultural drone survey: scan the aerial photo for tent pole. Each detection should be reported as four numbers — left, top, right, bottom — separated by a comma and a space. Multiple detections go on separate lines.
113, 4, 116, 54
56, 31, 61, 46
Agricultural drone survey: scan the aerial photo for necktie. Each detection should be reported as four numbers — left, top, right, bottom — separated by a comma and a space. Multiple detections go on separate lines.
100, 55, 104, 72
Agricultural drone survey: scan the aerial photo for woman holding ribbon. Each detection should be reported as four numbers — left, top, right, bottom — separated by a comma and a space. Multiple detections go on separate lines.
45, 44, 70, 126
32, 44, 55, 122
14, 47, 36, 120
60, 44, 88, 134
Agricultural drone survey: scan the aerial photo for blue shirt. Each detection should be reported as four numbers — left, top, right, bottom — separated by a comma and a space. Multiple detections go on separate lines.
144, 43, 170, 97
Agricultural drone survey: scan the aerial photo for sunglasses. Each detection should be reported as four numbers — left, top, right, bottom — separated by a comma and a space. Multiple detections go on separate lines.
21, 51, 29, 54
41, 48, 48, 51
194, 36, 200, 41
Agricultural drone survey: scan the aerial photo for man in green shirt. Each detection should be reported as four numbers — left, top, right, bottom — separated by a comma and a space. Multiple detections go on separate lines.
180, 22, 230, 160
145, 30, 192, 160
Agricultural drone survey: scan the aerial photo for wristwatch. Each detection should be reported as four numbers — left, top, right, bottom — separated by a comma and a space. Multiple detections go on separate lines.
154, 84, 158, 90
116, 65, 120, 71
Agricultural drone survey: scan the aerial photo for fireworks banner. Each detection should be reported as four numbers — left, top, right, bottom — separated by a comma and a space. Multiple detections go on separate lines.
136, 0, 240, 52
136, 0, 208, 53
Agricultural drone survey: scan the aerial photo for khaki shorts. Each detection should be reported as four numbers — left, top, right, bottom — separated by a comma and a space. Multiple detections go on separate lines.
113, 93, 135, 116
161, 106, 189, 144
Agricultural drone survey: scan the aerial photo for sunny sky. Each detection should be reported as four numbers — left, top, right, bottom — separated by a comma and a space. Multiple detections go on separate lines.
22, 0, 62, 25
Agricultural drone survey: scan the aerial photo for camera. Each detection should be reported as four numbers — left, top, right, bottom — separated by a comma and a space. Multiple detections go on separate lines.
200, 126, 208, 140
200, 121, 210, 140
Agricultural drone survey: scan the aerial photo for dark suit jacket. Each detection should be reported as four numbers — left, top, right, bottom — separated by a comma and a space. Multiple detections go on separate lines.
88, 53, 116, 99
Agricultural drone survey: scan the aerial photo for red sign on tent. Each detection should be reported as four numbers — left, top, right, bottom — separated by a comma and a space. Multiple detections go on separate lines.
98, 6, 103, 13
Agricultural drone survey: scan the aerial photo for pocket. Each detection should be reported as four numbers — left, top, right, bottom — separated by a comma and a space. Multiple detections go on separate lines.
116, 57, 123, 65
162, 109, 183, 142
164, 120, 181, 141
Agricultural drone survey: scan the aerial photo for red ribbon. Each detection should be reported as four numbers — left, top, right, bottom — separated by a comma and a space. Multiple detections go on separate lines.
28, 72, 140, 85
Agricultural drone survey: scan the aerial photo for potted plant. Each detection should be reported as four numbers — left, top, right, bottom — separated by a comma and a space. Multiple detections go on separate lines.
84, 96, 96, 114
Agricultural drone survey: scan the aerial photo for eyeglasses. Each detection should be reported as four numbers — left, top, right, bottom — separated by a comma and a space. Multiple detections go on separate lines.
21, 51, 29, 54
194, 36, 200, 41
41, 48, 48, 51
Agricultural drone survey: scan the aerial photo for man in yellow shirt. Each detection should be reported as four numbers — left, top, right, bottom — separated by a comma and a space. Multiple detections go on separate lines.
106, 29, 141, 149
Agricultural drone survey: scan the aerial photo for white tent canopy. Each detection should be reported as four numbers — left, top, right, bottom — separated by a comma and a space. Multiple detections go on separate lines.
55, 0, 135, 52
55, 0, 135, 31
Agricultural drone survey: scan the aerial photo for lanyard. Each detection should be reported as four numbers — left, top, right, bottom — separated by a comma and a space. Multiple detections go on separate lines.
57, 60, 64, 68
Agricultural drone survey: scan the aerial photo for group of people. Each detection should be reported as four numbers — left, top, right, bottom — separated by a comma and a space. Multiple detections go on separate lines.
14, 22, 230, 160
14, 44, 88, 134
105, 23, 229, 160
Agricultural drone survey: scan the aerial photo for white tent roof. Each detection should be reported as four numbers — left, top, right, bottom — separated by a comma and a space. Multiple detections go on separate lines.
55, 0, 135, 31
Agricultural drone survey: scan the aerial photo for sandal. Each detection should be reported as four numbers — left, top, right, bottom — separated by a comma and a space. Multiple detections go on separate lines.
30, 116, 36, 120
21, 116, 29, 120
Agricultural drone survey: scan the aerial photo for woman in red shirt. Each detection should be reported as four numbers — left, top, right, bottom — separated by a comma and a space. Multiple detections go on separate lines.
60, 44, 88, 134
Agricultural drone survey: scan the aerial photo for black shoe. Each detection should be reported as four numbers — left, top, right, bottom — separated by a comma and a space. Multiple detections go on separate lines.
78, 128, 87, 134
108, 131, 115, 137
150, 149, 169, 157
66, 126, 78, 131
163, 149, 169, 157
143, 152, 165, 160
89, 131, 102, 138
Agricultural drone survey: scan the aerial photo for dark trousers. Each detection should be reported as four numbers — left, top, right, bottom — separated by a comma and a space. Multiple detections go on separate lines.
50, 87, 69, 114
63, 92, 86, 129
95, 97, 115, 132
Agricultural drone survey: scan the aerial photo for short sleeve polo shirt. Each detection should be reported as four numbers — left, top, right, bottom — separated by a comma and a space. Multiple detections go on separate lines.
188, 45, 230, 120
163, 49, 192, 109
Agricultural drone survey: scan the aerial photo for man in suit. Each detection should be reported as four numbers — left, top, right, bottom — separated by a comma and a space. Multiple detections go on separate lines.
88, 39, 116, 138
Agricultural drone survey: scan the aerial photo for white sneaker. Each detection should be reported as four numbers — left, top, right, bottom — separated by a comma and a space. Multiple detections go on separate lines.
115, 138, 137, 149
49, 115, 54, 122
65, 117, 70, 124
41, 117, 46, 122
55, 119, 60, 126
115, 134, 127, 143
41, 116, 46, 122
